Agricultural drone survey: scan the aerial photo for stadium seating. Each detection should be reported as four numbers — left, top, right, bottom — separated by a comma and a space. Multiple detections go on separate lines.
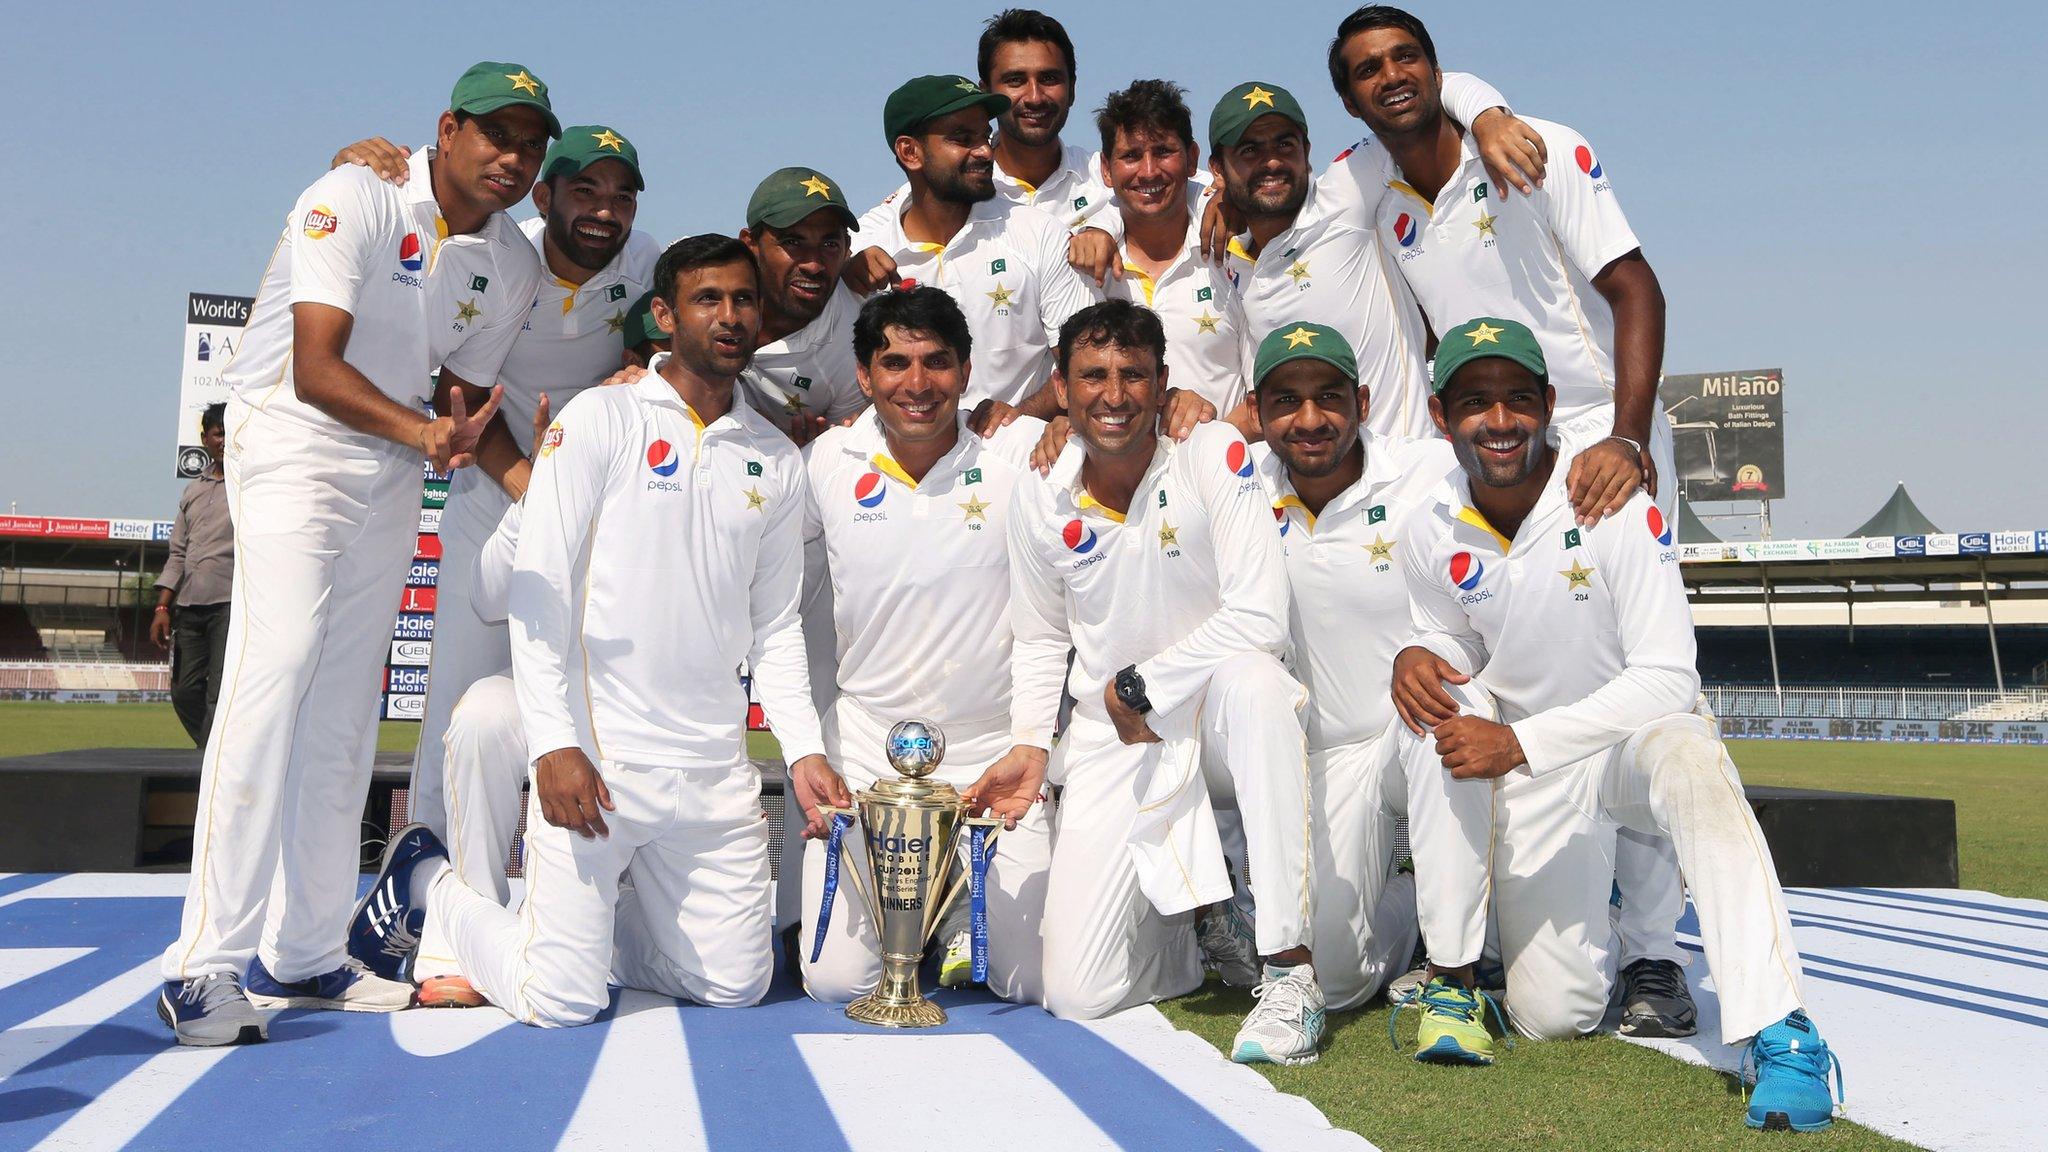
1696, 623, 2048, 688
0, 605, 45, 660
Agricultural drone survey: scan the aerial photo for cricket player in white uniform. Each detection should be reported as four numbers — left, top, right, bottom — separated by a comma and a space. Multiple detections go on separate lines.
853, 75, 1096, 422
1206, 75, 1518, 441
1249, 322, 1452, 1012
347, 234, 830, 1026
1006, 300, 1320, 1064
1088, 81, 1253, 422
1330, 6, 1693, 1032
796, 287, 1052, 1005
156, 63, 554, 1047
738, 168, 872, 440
1388, 318, 1842, 1131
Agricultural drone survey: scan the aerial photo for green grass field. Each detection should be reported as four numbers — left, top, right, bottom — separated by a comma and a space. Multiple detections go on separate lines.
8, 702, 2038, 1151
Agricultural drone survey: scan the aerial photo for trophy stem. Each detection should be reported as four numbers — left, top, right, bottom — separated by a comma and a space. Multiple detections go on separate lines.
846, 949, 948, 1027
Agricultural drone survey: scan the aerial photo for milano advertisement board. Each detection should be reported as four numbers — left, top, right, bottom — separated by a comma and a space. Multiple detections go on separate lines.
1658, 368, 1785, 502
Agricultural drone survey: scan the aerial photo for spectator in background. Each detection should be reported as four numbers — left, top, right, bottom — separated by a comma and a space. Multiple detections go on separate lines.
153, 403, 233, 746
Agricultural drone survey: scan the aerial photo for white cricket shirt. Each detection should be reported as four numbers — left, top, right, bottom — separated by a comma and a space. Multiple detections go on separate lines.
1007, 422, 1291, 745
504, 219, 661, 453
511, 362, 824, 768
1258, 432, 1457, 749
738, 283, 869, 429
853, 195, 1096, 409
884, 142, 1113, 233
1367, 117, 1642, 425
801, 411, 1043, 724
1400, 467, 1699, 776
226, 146, 541, 447
1097, 206, 1253, 415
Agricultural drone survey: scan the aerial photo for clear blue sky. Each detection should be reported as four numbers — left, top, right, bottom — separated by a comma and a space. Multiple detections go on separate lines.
3, 0, 2041, 538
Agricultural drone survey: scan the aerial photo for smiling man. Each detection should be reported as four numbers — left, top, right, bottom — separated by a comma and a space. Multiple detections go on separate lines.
737, 167, 871, 442
348, 235, 831, 1028
157, 62, 552, 1046
1006, 300, 1320, 1064
1387, 319, 1842, 1133
851, 74, 1096, 425
795, 287, 1052, 1004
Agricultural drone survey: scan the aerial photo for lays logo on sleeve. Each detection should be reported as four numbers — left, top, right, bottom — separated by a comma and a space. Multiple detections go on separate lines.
303, 205, 338, 239
538, 422, 565, 458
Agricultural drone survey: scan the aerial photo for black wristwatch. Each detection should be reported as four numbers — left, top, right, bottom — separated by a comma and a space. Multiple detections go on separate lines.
1114, 665, 1152, 714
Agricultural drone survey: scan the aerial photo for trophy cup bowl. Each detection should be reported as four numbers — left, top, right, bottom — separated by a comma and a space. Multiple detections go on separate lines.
820, 719, 997, 1028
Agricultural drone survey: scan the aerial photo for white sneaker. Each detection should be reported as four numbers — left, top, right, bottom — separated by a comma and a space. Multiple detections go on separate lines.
938, 929, 975, 988
245, 955, 415, 1013
1197, 902, 1260, 988
1230, 963, 1325, 1066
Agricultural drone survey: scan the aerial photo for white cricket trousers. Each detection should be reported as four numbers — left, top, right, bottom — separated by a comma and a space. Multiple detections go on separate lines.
1040, 652, 1312, 1021
1310, 727, 1421, 1012
413, 674, 526, 981
162, 398, 421, 983
1556, 401, 1688, 970
800, 700, 1051, 1007
1401, 681, 1806, 1044
406, 470, 513, 834
430, 758, 774, 1026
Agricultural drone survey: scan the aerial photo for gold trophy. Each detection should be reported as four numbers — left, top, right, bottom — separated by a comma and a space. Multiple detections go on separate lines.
818, 719, 1000, 1027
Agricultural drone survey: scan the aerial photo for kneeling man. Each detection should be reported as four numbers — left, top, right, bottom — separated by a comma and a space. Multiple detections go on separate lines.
347, 235, 831, 1025
1391, 318, 1840, 1132
1006, 300, 1320, 1064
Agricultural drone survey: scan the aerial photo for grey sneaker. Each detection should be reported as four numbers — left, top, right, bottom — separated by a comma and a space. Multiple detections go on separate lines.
1619, 957, 1698, 1037
158, 973, 268, 1047
1197, 901, 1260, 988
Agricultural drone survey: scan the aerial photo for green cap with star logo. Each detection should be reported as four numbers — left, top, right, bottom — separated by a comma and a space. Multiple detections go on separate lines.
624, 289, 665, 351
746, 167, 859, 232
450, 61, 562, 139
1209, 81, 1307, 153
541, 125, 644, 190
1253, 322, 1357, 388
1431, 316, 1548, 393
884, 75, 1011, 145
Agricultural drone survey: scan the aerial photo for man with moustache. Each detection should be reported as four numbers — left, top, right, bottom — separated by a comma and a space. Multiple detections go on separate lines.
1387, 320, 1841, 1135
795, 287, 1052, 1003
1006, 301, 1320, 1064
158, 63, 552, 1045
1207, 76, 1524, 441
852, 75, 1096, 426
738, 168, 872, 442
1332, 5, 1693, 1035
1251, 322, 1452, 1014
347, 235, 831, 1026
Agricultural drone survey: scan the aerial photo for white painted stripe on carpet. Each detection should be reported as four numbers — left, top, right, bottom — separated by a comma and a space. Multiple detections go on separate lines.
29, 1044, 235, 1150
0, 957, 162, 1082
388, 1001, 519, 1056
0, 948, 91, 993
0, 874, 187, 908
559, 991, 709, 1150
796, 1032, 1116, 1150
1081, 1007, 1377, 1151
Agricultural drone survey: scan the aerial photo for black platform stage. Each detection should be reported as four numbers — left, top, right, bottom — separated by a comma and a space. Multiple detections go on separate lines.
0, 748, 1956, 887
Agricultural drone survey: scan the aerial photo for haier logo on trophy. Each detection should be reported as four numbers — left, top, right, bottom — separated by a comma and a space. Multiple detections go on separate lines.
813, 719, 1001, 1027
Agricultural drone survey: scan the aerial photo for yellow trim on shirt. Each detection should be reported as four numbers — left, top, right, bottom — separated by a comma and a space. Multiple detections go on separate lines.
1078, 492, 1126, 524
1122, 264, 1157, 307
871, 453, 919, 490
1225, 237, 1255, 263
1273, 494, 1316, 532
555, 277, 580, 316
1455, 505, 1513, 554
428, 215, 450, 274
680, 399, 708, 457
911, 240, 947, 277
1388, 179, 1433, 210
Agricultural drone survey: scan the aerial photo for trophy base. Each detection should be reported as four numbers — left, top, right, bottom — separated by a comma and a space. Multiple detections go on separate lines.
845, 993, 948, 1029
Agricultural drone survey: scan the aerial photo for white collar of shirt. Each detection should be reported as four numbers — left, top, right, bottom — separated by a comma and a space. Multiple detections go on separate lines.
883, 192, 1009, 251
639, 353, 773, 436
1264, 429, 1402, 523
841, 408, 979, 479
1433, 429, 1570, 552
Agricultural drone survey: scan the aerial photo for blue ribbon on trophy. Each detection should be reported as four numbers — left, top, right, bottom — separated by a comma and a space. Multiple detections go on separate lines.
968, 823, 996, 984
810, 810, 855, 964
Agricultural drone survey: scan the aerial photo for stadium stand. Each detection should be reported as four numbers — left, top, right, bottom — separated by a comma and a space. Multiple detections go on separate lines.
0, 604, 46, 660
1696, 623, 2048, 687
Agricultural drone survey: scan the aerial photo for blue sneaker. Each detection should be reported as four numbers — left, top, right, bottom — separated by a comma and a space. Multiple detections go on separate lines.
157, 973, 267, 1047
1744, 1011, 1844, 1131
244, 954, 414, 1012
349, 822, 448, 982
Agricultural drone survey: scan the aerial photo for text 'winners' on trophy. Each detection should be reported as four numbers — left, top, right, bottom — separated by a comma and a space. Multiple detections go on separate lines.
818, 719, 999, 1028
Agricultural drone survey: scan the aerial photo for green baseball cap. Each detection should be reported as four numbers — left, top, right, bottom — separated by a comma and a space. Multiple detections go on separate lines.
1210, 81, 1308, 153
1431, 317, 1548, 393
746, 167, 859, 232
883, 74, 1011, 145
450, 61, 562, 139
1252, 322, 1357, 387
624, 289, 665, 350
541, 125, 644, 190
